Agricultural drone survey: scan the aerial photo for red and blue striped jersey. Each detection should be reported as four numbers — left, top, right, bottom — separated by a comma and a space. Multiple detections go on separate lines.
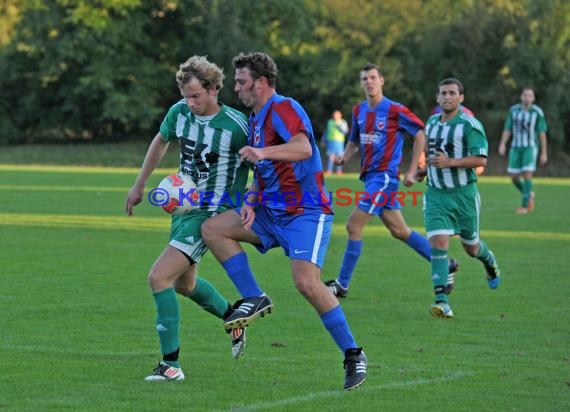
349, 97, 424, 180
249, 94, 332, 215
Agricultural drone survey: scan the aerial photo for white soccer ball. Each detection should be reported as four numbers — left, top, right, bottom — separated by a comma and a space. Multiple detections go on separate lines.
157, 173, 199, 215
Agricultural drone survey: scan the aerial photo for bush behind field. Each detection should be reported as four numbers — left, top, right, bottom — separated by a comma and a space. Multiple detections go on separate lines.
0, 141, 569, 177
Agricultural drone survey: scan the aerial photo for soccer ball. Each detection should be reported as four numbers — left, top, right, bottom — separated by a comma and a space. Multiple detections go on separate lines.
157, 173, 199, 215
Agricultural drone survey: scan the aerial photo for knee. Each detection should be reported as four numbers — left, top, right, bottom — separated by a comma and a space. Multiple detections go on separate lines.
293, 276, 316, 299
173, 283, 188, 296
345, 221, 362, 237
201, 219, 217, 245
463, 244, 479, 257
147, 270, 163, 292
173, 280, 191, 297
389, 227, 409, 241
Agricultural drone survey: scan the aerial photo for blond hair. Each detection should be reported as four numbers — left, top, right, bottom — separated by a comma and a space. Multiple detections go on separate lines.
176, 55, 224, 91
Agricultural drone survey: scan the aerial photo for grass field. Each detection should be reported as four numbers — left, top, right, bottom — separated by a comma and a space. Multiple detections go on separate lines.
1, 165, 569, 411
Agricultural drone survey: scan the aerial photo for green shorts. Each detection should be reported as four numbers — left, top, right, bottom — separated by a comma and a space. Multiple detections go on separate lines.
169, 209, 216, 263
507, 146, 538, 174
423, 183, 481, 245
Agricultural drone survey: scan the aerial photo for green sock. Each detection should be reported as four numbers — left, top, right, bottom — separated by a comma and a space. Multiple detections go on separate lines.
512, 178, 524, 193
189, 277, 230, 319
153, 287, 180, 366
522, 179, 533, 207
475, 240, 493, 266
431, 248, 448, 303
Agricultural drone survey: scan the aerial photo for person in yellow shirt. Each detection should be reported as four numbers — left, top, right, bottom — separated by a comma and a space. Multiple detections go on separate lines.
322, 110, 348, 175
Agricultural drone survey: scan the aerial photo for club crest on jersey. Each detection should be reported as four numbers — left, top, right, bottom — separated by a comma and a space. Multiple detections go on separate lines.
253, 126, 261, 145
377, 118, 386, 130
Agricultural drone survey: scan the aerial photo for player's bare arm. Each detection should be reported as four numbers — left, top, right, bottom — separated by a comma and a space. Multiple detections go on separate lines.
404, 130, 426, 187
336, 141, 359, 166
539, 132, 548, 165
239, 133, 311, 163
498, 130, 511, 156
241, 182, 259, 230
125, 134, 170, 216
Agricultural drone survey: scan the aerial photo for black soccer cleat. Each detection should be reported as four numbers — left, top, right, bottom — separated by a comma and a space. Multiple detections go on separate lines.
445, 258, 460, 294
324, 279, 348, 298
344, 347, 367, 390
223, 295, 274, 329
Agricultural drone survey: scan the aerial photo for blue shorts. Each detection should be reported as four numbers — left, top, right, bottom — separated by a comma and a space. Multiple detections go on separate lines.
326, 141, 345, 156
235, 206, 333, 268
357, 172, 402, 216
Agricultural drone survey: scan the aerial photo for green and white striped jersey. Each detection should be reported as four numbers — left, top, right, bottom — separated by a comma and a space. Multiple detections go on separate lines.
425, 112, 488, 189
159, 100, 249, 211
503, 104, 547, 148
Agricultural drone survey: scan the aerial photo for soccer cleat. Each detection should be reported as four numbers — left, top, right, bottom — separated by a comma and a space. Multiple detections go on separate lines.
515, 207, 529, 214
223, 295, 273, 329
484, 251, 501, 289
324, 279, 348, 298
527, 192, 535, 212
343, 347, 367, 390
445, 258, 460, 294
229, 327, 247, 359
144, 361, 185, 381
430, 302, 454, 319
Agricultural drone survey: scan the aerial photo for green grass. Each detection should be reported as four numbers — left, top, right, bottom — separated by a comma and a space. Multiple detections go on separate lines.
1, 166, 569, 411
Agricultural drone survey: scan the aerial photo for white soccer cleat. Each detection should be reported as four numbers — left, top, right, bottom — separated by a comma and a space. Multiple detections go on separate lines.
144, 361, 185, 381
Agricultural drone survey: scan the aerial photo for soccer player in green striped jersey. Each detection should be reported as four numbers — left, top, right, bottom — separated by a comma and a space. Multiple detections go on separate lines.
498, 87, 548, 214
423, 78, 502, 319
125, 56, 250, 381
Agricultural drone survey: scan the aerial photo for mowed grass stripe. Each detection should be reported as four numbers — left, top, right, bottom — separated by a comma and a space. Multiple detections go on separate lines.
1, 212, 569, 241
0, 184, 130, 192
0, 164, 569, 185
219, 371, 474, 412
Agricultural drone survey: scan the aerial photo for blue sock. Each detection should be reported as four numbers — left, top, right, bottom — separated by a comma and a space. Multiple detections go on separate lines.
337, 239, 362, 288
327, 158, 334, 172
405, 230, 431, 261
222, 252, 263, 298
320, 305, 358, 353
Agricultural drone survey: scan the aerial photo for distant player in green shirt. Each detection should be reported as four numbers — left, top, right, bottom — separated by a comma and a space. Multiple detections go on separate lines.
322, 110, 348, 175
498, 87, 548, 214
125, 55, 250, 381
423, 78, 502, 319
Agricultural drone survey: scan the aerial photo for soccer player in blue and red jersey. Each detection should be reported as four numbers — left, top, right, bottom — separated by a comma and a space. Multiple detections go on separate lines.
324, 63, 458, 298
201, 52, 367, 390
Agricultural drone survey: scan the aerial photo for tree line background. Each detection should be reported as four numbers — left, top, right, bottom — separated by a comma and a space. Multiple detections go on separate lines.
0, 0, 569, 160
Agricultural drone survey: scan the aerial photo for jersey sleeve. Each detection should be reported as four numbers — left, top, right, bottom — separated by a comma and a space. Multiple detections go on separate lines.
227, 110, 249, 153
159, 105, 180, 142
399, 106, 425, 138
503, 108, 514, 131
348, 104, 360, 143
271, 100, 311, 142
466, 120, 488, 157
537, 112, 548, 134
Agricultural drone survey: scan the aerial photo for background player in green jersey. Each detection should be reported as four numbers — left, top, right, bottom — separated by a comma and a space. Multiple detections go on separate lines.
498, 87, 548, 214
322, 110, 348, 175
424, 78, 502, 319
125, 55, 250, 381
